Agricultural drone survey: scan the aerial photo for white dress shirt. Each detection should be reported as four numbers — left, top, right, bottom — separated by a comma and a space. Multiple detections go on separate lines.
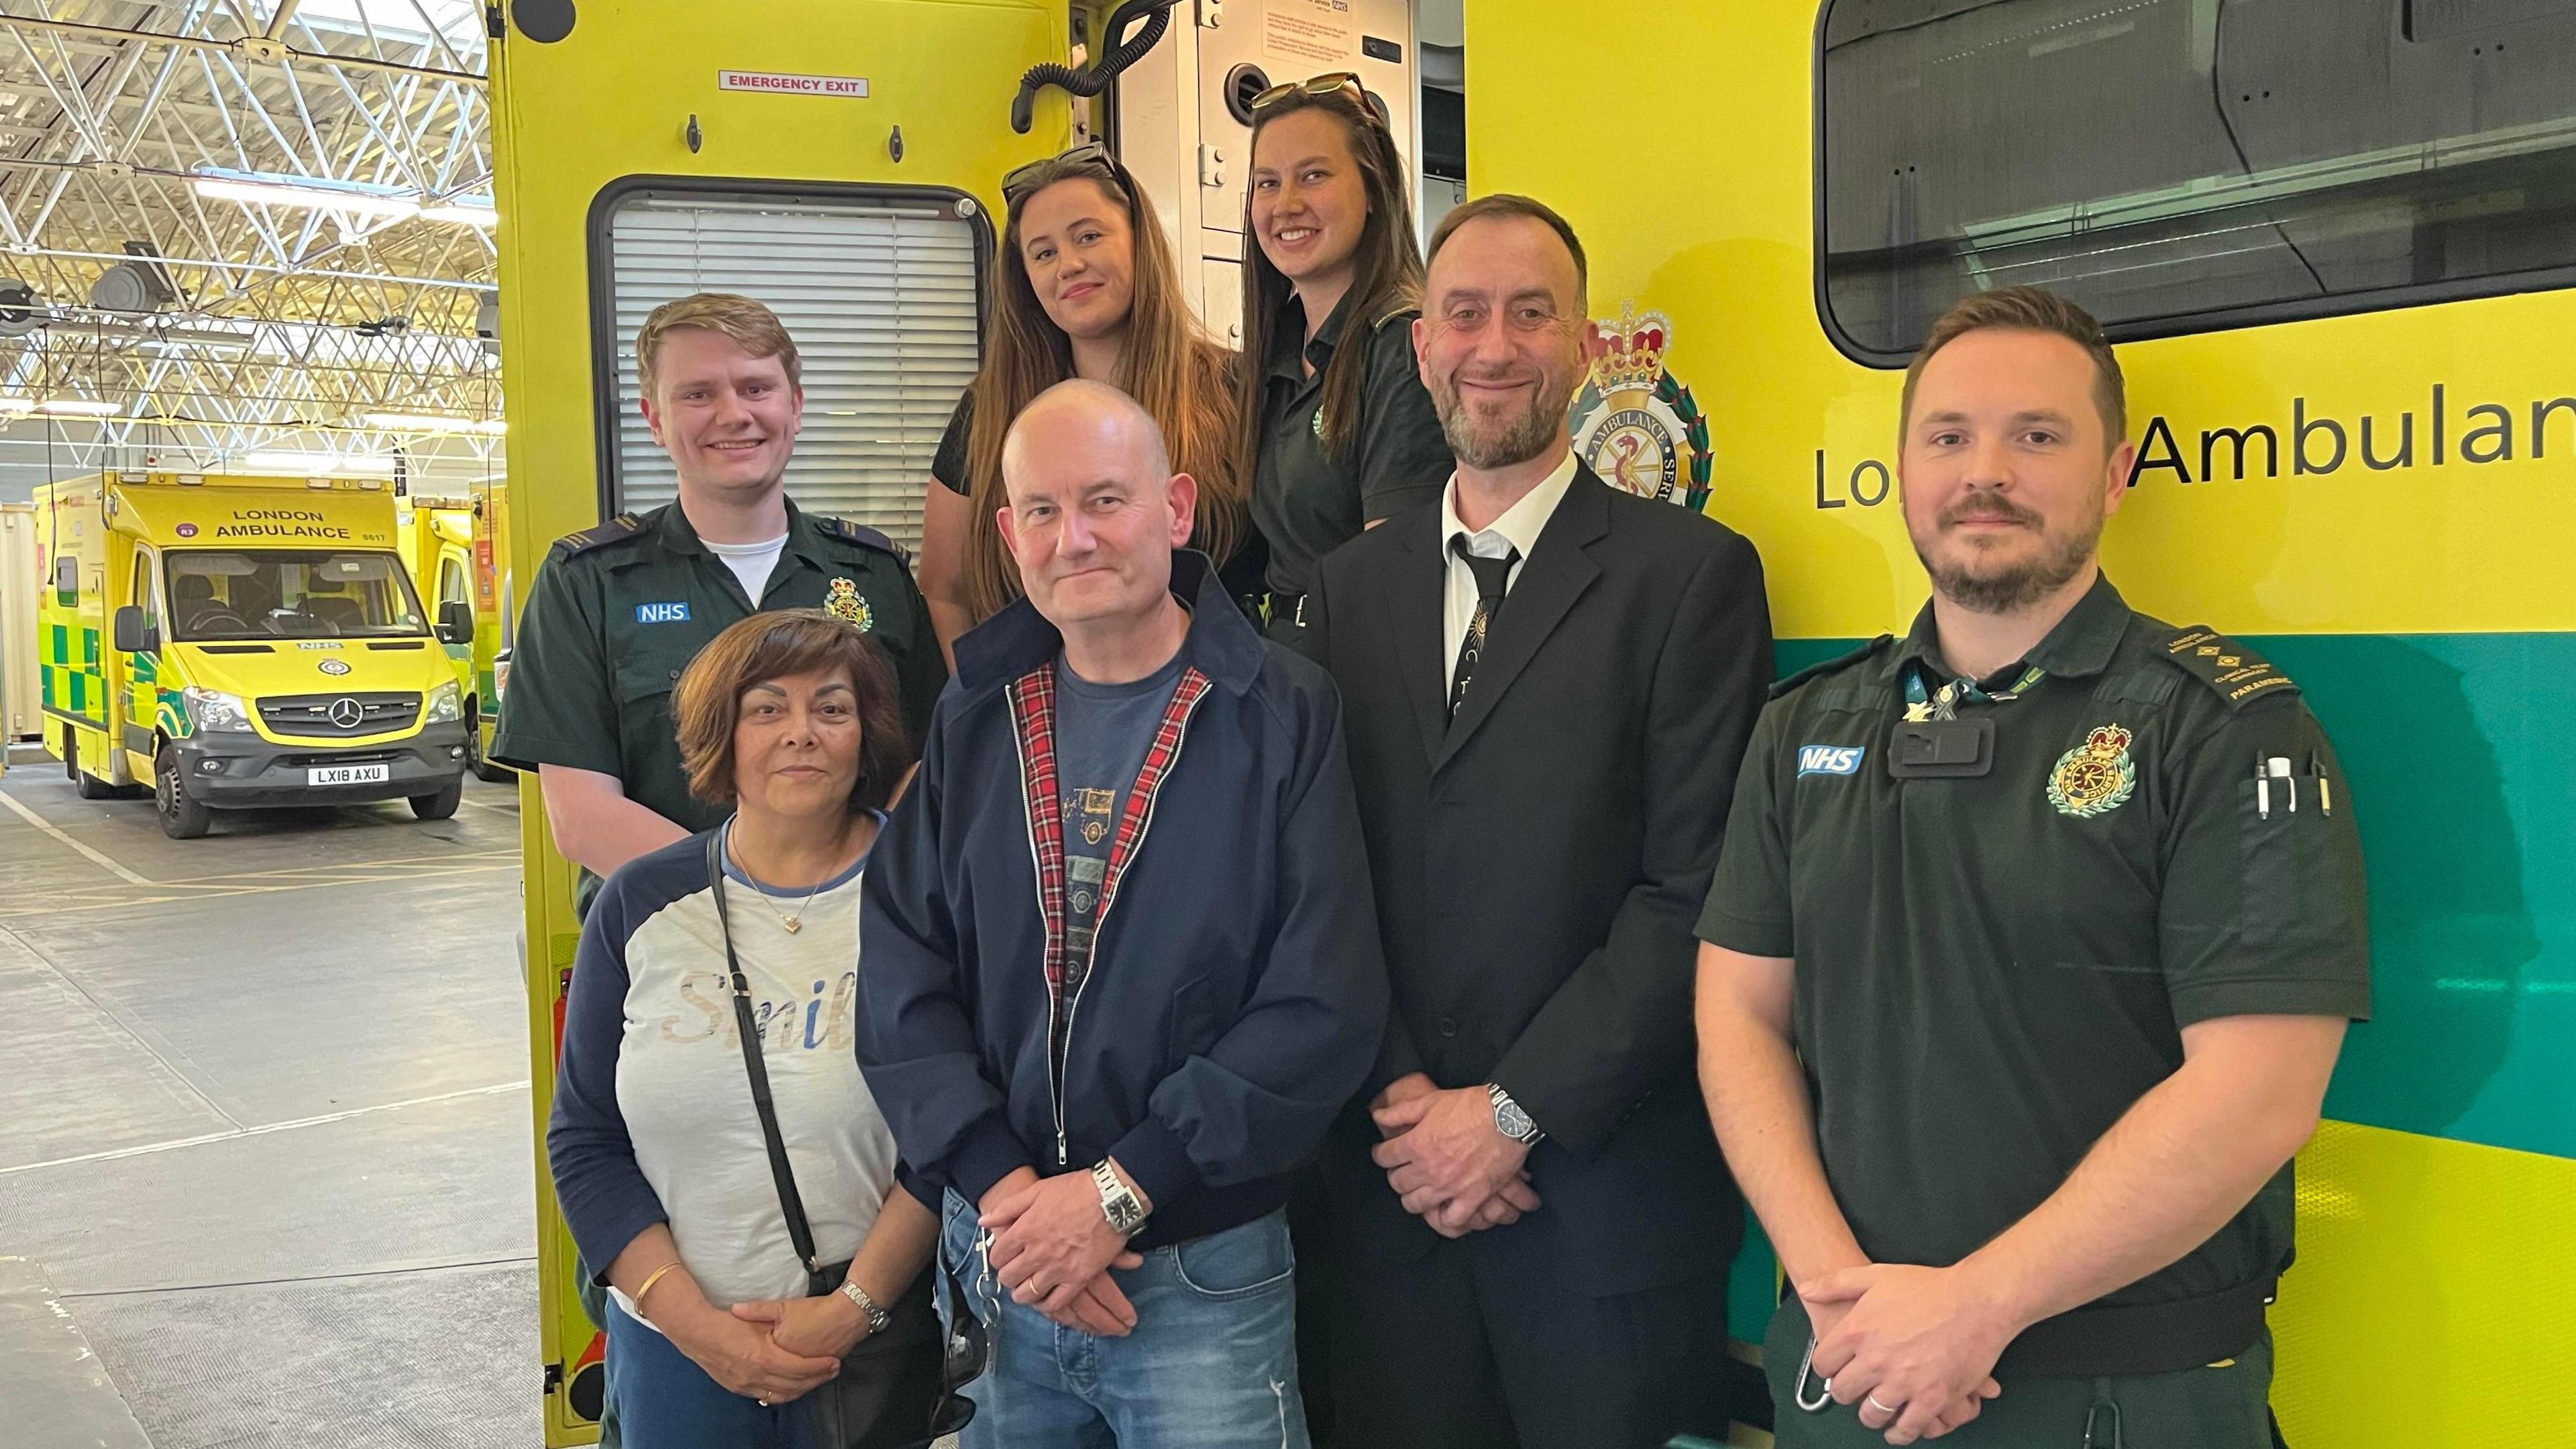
1439, 447, 1580, 686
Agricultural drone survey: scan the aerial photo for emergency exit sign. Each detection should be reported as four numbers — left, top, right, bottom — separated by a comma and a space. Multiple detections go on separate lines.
718, 69, 869, 98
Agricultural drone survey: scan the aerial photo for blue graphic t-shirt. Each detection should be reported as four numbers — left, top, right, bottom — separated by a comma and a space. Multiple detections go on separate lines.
1051, 649, 1185, 1051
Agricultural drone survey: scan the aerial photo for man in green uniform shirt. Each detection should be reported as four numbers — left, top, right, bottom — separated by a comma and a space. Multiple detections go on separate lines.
494, 292, 945, 1446
1695, 287, 2368, 1447
493, 291, 945, 895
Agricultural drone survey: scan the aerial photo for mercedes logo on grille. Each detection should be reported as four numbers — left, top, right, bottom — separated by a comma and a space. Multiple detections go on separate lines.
327, 697, 366, 729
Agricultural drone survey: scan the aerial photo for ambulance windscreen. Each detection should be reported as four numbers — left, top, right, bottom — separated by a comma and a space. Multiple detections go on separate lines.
166, 550, 430, 641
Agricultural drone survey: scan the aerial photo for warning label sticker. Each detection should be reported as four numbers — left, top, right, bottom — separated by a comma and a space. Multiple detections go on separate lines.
1265, 0, 1356, 67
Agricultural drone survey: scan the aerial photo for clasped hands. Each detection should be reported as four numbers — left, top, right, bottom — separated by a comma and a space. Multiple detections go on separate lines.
661, 1278, 860, 1407
1368, 1072, 1542, 1238
978, 1164, 1148, 1338
1801, 1262, 2021, 1445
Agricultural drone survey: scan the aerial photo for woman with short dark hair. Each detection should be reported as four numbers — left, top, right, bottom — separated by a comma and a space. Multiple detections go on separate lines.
549, 609, 943, 1448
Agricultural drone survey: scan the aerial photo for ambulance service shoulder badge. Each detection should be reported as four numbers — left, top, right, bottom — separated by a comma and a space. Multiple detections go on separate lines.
824, 578, 873, 632
1570, 303, 1714, 510
2048, 724, 2137, 818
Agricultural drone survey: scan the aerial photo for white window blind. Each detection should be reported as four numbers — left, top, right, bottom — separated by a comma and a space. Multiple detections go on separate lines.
603, 191, 983, 554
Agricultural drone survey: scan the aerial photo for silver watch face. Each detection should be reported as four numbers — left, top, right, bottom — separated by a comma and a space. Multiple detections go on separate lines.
1096, 1164, 1148, 1233
1495, 1097, 1537, 1142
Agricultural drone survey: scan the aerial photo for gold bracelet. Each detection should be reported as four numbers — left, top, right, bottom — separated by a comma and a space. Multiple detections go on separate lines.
634, 1260, 686, 1310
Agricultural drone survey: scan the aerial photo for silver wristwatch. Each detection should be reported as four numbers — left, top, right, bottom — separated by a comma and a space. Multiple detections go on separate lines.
837, 1278, 890, 1336
1489, 1083, 1544, 1146
1094, 1159, 1150, 1236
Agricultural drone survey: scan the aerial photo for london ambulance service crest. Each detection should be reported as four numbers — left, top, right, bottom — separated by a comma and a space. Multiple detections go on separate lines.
1570, 304, 1713, 509
2048, 724, 2138, 818
824, 578, 873, 632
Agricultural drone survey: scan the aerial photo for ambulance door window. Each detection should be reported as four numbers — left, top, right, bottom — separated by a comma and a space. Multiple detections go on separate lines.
1816, 0, 2576, 360
437, 555, 471, 616
130, 545, 159, 628
593, 185, 988, 555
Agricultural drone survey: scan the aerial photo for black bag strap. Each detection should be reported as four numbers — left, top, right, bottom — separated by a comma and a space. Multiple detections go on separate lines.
706, 828, 835, 1300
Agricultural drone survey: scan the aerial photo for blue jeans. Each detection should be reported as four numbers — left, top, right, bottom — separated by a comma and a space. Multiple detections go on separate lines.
938, 1191, 1309, 1449
606, 1297, 819, 1449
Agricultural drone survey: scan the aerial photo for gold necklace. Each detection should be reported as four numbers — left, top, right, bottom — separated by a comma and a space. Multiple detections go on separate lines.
750, 879, 826, 934
726, 822, 839, 934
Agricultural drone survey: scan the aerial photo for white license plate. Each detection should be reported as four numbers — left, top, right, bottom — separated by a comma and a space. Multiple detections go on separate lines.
307, 764, 390, 786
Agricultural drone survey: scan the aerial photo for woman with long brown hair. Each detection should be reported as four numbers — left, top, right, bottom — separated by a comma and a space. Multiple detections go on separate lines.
1238, 76, 1454, 644
916, 144, 1255, 655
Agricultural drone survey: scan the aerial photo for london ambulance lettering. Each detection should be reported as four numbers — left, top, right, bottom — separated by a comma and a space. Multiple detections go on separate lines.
1811, 382, 2576, 504
211, 507, 354, 540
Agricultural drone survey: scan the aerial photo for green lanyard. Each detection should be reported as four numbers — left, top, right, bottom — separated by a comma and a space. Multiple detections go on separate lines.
1901, 658, 2047, 721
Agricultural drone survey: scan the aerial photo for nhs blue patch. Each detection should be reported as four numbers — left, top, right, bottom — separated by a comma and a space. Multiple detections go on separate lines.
635, 601, 690, 624
1797, 745, 1866, 777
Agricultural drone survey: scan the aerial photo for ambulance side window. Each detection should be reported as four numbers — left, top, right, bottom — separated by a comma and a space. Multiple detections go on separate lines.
592, 184, 987, 556
1817, 0, 2576, 360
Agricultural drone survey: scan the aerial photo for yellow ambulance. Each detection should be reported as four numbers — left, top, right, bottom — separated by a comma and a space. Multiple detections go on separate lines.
491, 0, 1065, 1428
395, 491, 512, 780
1470, 3, 2576, 1444
470, 481, 515, 780
34, 470, 475, 838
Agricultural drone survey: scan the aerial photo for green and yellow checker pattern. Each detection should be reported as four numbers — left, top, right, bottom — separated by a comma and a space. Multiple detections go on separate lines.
38, 622, 105, 724
1473, 3, 2575, 1442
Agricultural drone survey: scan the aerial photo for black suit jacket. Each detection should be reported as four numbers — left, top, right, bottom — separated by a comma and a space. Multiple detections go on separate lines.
1303, 463, 1772, 1297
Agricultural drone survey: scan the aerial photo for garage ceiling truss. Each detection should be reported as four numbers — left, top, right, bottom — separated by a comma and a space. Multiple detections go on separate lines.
0, 0, 502, 479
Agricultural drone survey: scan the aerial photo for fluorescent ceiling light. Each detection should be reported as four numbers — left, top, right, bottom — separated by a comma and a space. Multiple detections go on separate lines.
193, 174, 421, 221
364, 411, 505, 435
39, 398, 123, 416
141, 333, 256, 356
0, 394, 33, 413
244, 449, 399, 478
419, 199, 498, 228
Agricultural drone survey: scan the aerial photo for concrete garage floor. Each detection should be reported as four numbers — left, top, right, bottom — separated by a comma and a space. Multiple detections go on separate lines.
0, 749, 541, 1448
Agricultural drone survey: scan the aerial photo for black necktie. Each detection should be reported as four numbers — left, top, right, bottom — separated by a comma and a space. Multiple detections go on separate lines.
1448, 537, 1519, 719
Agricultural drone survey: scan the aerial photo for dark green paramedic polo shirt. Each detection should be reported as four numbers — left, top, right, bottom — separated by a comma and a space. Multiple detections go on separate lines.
1251, 292, 1453, 607
1697, 574, 2369, 1309
491, 497, 946, 836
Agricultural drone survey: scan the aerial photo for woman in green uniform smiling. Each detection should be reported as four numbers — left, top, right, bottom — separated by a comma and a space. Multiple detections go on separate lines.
914, 144, 1254, 658
1238, 74, 1454, 645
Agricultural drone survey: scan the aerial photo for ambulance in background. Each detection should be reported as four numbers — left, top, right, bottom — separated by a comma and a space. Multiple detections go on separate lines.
34, 470, 474, 838
471, 481, 514, 782
396, 488, 515, 780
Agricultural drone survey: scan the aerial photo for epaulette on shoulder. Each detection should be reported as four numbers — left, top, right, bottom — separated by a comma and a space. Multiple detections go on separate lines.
1371, 302, 1420, 332
2153, 626, 2301, 710
550, 513, 647, 559
818, 515, 908, 566
1770, 635, 1893, 700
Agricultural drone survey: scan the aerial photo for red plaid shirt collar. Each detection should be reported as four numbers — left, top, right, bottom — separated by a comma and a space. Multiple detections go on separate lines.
1005, 661, 1214, 1014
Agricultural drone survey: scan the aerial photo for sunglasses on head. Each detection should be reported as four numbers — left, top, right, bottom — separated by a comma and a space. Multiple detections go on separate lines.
1001, 140, 1127, 207
1250, 71, 1387, 127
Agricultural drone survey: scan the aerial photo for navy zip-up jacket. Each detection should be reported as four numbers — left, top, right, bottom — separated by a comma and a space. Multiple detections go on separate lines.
857, 550, 1388, 1248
